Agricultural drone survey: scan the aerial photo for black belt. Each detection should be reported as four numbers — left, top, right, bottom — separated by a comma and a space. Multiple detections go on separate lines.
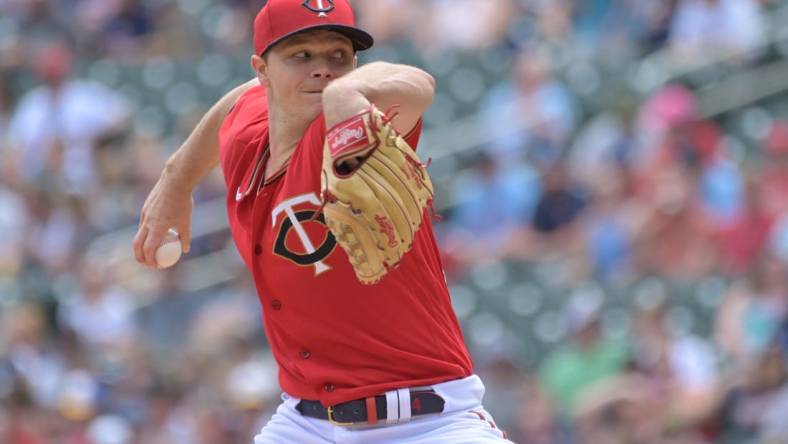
296, 389, 445, 426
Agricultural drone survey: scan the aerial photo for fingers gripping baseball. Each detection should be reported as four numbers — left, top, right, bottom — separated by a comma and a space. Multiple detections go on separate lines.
133, 173, 194, 269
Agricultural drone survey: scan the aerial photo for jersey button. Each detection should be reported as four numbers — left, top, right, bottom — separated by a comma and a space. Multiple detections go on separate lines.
300, 350, 311, 359
254, 244, 263, 256
324, 383, 335, 392
271, 299, 282, 311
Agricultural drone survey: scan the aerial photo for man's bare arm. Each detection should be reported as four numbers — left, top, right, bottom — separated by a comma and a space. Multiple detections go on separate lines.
133, 79, 258, 268
322, 62, 435, 133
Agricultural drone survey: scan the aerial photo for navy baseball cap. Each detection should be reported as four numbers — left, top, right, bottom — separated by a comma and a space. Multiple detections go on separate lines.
253, 0, 374, 56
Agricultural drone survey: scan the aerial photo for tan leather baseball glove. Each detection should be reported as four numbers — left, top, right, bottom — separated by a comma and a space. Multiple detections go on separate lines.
319, 106, 435, 285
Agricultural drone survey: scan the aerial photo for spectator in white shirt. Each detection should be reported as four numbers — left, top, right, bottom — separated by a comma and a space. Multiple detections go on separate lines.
8, 42, 128, 195
669, 0, 765, 64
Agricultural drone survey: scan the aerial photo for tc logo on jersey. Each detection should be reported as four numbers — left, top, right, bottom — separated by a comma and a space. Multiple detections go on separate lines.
271, 193, 337, 276
302, 0, 334, 17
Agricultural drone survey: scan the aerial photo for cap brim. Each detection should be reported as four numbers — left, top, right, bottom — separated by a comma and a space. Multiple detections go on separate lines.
263, 25, 374, 55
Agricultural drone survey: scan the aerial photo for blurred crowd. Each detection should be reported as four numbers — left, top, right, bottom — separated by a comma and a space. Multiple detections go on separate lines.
1, 0, 787, 443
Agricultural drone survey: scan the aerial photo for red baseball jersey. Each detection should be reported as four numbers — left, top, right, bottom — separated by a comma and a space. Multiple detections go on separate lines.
219, 84, 472, 406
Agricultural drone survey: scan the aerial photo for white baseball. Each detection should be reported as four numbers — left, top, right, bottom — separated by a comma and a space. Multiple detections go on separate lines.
155, 229, 182, 269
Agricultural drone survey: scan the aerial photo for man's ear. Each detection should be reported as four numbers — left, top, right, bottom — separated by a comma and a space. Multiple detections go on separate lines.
353, 54, 358, 69
250, 54, 270, 87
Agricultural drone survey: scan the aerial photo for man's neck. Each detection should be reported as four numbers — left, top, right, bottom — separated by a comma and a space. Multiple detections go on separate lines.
267, 102, 315, 163
263, 102, 317, 180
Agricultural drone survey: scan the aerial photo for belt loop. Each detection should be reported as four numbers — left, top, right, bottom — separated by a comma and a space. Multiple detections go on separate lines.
385, 390, 398, 424
365, 397, 378, 426
397, 388, 411, 422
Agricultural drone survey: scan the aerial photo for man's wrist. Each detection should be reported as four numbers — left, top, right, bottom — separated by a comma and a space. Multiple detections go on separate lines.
325, 77, 368, 101
162, 156, 198, 192
323, 80, 372, 128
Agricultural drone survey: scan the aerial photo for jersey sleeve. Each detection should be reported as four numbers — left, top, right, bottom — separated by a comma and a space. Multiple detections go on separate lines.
402, 117, 424, 151
301, 113, 328, 166
219, 85, 268, 190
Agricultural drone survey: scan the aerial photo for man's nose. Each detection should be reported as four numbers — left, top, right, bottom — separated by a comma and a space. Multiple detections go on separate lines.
311, 71, 333, 79
311, 63, 334, 79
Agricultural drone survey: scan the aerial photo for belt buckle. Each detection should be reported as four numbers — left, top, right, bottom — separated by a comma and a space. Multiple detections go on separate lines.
327, 405, 354, 426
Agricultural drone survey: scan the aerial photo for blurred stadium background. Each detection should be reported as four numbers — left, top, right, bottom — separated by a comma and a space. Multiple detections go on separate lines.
2, 0, 788, 443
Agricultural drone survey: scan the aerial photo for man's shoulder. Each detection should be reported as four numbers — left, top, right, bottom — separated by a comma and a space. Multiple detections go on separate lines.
227, 84, 268, 120
220, 85, 269, 146
13, 86, 49, 114
219, 85, 269, 181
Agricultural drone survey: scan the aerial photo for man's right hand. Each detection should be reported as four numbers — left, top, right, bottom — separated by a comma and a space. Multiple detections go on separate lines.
133, 167, 194, 269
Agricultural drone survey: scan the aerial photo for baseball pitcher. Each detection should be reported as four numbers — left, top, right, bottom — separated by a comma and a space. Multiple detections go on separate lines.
133, 1, 512, 442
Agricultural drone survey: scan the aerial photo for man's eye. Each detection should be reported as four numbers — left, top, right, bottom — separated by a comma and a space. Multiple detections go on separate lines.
332, 51, 346, 59
294, 51, 310, 59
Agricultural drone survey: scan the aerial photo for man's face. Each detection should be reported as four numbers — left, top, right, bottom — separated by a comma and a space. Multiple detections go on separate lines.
254, 30, 356, 120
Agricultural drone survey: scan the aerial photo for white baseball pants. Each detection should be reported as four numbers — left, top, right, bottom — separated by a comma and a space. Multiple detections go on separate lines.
253, 375, 513, 443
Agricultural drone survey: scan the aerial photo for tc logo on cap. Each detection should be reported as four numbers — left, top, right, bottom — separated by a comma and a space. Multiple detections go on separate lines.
302, 0, 335, 16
